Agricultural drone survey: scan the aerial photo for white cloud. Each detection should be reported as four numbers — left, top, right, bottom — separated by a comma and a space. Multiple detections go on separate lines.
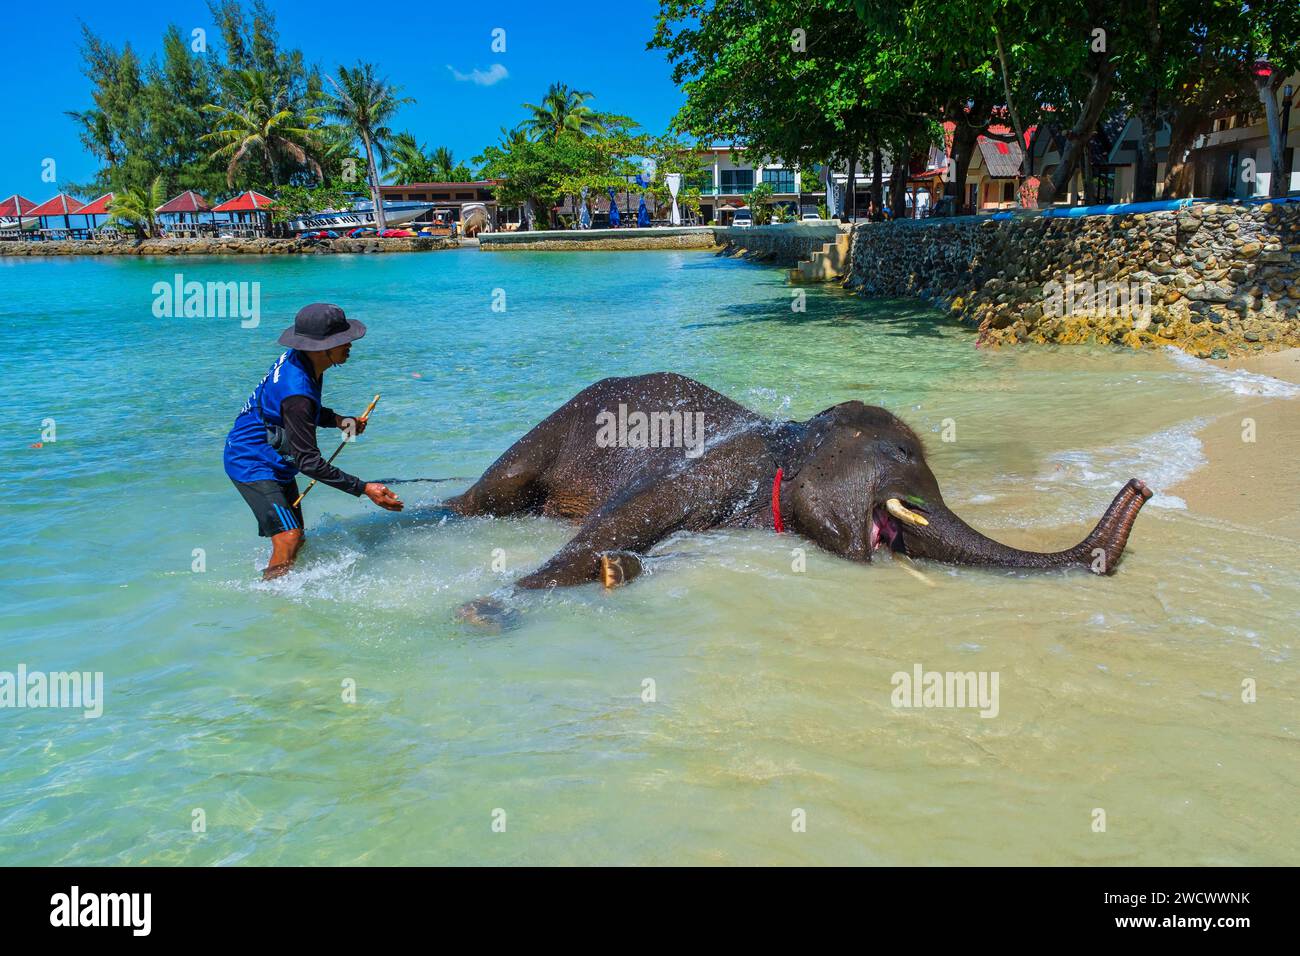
446, 63, 509, 86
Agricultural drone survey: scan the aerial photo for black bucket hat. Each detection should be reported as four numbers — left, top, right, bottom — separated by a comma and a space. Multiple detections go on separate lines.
278, 303, 367, 350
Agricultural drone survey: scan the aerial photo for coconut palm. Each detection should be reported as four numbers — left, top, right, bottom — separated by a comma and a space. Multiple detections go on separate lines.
107, 175, 167, 239
428, 146, 476, 181
201, 69, 322, 188
315, 122, 368, 189
320, 62, 413, 231
431, 146, 456, 180
520, 83, 605, 143
385, 132, 437, 184
496, 125, 528, 149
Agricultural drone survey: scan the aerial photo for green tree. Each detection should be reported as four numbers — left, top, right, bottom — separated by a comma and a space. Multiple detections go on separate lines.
748, 181, 775, 224
107, 175, 168, 239
321, 62, 413, 230
385, 132, 438, 183
270, 182, 362, 223
202, 68, 322, 188
70, 2, 320, 197
653, 0, 947, 215
1244, 0, 1300, 197
430, 145, 476, 181
520, 83, 607, 142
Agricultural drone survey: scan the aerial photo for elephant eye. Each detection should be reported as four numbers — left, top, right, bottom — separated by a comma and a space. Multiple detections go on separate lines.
891, 444, 913, 462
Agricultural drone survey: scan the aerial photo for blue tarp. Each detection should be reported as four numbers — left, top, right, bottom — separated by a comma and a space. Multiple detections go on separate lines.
637, 194, 649, 227
608, 187, 620, 227
1040, 199, 1194, 218
1037, 196, 1300, 219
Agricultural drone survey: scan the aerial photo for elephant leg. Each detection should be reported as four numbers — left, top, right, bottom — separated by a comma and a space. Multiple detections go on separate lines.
445, 425, 559, 517
512, 450, 747, 590
511, 471, 687, 589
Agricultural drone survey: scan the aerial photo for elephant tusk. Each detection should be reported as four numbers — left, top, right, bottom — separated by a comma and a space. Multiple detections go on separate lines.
896, 555, 937, 587
885, 498, 929, 527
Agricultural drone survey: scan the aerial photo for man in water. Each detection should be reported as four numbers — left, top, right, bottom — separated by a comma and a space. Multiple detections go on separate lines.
224, 303, 403, 579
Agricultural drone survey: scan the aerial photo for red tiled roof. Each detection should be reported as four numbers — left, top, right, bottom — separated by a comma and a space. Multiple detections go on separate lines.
27, 193, 85, 216
155, 190, 211, 213
78, 193, 115, 215
976, 136, 1025, 178
0, 194, 37, 216
211, 190, 274, 212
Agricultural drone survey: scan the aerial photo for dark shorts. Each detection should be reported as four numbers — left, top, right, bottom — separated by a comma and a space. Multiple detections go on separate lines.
232, 478, 304, 537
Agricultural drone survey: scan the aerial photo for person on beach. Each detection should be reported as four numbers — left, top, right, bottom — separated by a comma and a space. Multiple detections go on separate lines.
224, 303, 403, 579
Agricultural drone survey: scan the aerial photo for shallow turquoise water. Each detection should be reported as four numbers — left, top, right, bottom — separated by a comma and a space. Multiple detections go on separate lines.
1, 248, 1297, 865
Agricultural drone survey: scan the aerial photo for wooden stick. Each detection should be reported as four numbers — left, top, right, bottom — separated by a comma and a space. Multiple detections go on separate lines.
292, 393, 380, 507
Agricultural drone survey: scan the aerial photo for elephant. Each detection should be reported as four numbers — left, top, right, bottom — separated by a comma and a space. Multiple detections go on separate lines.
446, 373, 1152, 604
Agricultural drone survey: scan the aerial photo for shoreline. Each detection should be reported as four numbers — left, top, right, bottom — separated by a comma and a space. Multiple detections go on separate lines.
0, 235, 459, 256
1169, 347, 1300, 537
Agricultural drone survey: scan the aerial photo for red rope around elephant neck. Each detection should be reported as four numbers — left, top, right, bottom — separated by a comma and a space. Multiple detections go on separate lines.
772, 467, 785, 533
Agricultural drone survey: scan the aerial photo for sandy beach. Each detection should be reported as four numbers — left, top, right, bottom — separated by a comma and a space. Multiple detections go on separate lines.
1170, 347, 1300, 539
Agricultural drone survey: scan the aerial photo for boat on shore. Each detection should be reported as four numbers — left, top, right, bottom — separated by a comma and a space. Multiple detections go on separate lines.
287, 200, 434, 233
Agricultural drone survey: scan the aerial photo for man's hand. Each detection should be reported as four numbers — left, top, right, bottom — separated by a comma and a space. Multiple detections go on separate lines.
340, 416, 368, 437
364, 482, 403, 511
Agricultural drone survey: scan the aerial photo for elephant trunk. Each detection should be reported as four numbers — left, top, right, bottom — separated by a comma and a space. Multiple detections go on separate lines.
899, 479, 1152, 575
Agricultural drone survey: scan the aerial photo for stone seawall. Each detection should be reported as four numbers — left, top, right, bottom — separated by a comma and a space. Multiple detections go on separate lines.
479, 226, 720, 251
715, 223, 844, 265
0, 236, 457, 256
847, 202, 1300, 356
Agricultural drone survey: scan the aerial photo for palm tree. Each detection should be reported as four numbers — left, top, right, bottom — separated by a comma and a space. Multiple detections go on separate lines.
431, 146, 456, 180
320, 62, 412, 231
107, 175, 167, 239
496, 125, 528, 149
520, 83, 605, 143
385, 132, 436, 184
315, 122, 367, 189
201, 69, 322, 188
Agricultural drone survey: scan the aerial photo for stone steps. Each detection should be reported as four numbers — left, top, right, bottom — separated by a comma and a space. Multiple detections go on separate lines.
789, 232, 853, 282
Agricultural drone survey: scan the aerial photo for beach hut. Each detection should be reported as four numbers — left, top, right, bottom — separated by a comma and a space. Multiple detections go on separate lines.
0, 194, 37, 236
27, 193, 86, 237
77, 193, 115, 234
155, 190, 213, 237
210, 190, 275, 237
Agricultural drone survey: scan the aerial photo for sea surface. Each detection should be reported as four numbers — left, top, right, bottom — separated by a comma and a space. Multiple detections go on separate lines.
1, 248, 1296, 865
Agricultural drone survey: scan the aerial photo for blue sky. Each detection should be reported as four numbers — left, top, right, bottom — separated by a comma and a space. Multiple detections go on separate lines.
1, 0, 685, 195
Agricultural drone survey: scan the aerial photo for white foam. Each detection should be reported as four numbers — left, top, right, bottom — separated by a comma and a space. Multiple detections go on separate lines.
1042, 418, 1208, 511
1163, 346, 1300, 398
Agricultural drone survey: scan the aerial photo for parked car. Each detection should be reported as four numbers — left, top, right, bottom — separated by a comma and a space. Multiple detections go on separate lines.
732, 210, 753, 228
800, 212, 823, 222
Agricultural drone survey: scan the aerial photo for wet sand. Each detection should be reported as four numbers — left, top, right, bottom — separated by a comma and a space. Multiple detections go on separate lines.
1171, 348, 1300, 539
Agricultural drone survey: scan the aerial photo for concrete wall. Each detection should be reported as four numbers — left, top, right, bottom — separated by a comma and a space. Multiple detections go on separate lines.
847, 202, 1300, 357
713, 222, 844, 265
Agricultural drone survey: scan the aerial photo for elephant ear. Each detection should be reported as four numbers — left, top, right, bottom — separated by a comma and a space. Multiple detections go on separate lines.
783, 413, 875, 560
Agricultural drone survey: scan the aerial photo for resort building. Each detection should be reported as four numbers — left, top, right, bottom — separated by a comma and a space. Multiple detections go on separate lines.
960, 128, 1030, 212
1026, 120, 1124, 207
377, 181, 513, 229
695, 145, 825, 224
1107, 73, 1298, 201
